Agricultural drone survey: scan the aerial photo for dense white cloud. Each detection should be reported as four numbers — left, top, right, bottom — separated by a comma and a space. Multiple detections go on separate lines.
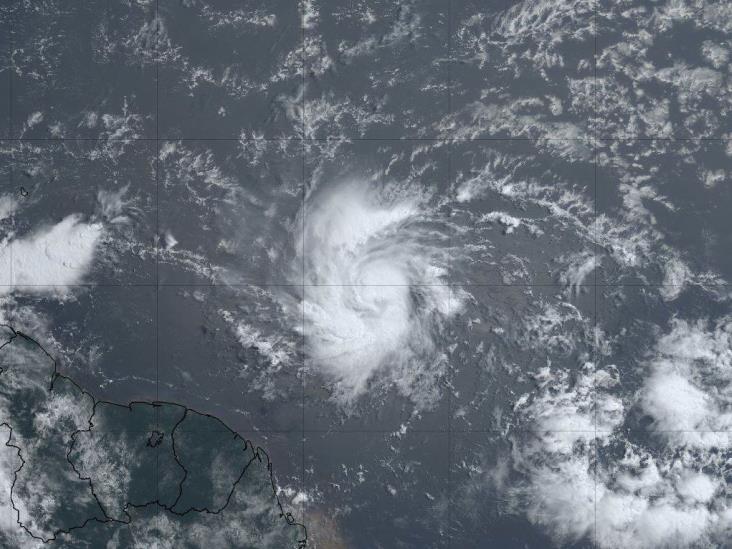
0, 215, 103, 292
296, 181, 455, 406
0, 196, 17, 222
641, 318, 732, 439
507, 316, 732, 548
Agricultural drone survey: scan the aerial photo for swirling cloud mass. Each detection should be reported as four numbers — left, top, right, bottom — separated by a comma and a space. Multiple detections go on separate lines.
297, 181, 454, 406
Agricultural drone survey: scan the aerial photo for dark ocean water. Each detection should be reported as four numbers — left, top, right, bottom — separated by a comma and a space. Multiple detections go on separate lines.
0, 0, 730, 547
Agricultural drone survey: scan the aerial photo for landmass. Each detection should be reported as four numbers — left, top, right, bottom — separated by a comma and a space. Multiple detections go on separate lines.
0, 324, 307, 548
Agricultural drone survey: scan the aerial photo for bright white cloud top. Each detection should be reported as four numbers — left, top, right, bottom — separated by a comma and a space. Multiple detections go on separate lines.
296, 181, 455, 406
505, 317, 732, 549
0, 215, 103, 291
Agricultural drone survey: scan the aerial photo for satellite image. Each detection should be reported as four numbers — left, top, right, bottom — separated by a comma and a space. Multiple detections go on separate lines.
0, 0, 730, 547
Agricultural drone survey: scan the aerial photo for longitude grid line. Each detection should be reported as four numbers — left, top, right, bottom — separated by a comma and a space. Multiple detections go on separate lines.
446, 0, 452, 547
7, 2, 11, 141
154, 0, 160, 536
592, 2, 598, 547
301, 0, 306, 538
8, 1, 13, 289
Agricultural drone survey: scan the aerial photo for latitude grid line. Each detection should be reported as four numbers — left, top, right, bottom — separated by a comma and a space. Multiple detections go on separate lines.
2, 3, 730, 548
79, 428, 731, 434
3, 136, 732, 141
38, 427, 728, 434
0, 283, 724, 287
0, 283, 725, 287
3, 137, 732, 143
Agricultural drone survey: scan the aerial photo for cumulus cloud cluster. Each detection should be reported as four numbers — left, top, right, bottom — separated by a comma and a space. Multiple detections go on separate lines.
0, 215, 103, 291
507, 316, 732, 548
640, 318, 732, 439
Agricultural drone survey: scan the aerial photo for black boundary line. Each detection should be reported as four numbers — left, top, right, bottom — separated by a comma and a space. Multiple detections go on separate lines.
0, 324, 308, 547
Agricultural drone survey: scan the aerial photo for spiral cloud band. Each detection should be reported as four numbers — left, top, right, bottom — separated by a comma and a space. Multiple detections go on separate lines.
296, 181, 454, 405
